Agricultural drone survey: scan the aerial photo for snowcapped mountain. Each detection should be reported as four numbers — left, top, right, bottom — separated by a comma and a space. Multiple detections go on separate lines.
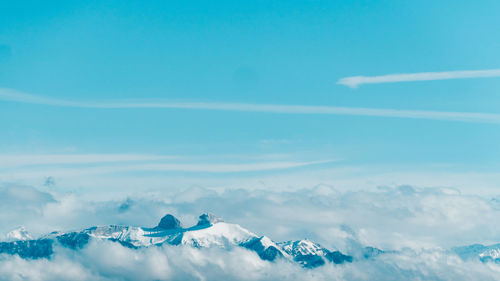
8, 213, 499, 268
279, 239, 352, 267
0, 213, 357, 268
74, 213, 258, 249
453, 243, 500, 262
5, 226, 32, 241
280, 239, 328, 256
241, 236, 289, 261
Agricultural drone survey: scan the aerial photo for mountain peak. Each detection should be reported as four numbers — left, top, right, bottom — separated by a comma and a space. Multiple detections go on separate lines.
196, 213, 223, 226
157, 214, 182, 229
6, 226, 33, 241
279, 239, 326, 257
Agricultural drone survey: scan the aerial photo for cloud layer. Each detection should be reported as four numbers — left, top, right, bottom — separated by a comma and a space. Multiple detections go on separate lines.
0, 154, 332, 178
2, 183, 500, 250
338, 69, 500, 88
3, 183, 500, 280
2, 239, 500, 281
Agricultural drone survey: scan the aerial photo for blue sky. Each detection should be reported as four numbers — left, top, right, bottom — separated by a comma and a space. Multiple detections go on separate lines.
1, 0, 499, 193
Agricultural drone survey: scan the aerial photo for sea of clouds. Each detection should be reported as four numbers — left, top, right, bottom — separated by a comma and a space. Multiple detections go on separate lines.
2, 182, 500, 280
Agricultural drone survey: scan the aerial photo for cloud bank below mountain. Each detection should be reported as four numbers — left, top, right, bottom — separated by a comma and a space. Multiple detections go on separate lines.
3, 182, 500, 280
1, 237, 499, 281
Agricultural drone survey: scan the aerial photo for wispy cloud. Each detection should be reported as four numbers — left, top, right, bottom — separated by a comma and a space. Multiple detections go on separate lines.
337, 68, 500, 88
1, 88, 500, 124
0, 154, 175, 168
103, 160, 331, 173
0, 153, 334, 177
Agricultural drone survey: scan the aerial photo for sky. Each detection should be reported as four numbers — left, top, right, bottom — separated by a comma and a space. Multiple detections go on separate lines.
1, 0, 500, 196
2, 2, 500, 280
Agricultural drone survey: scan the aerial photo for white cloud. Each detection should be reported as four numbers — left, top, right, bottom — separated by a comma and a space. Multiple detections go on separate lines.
0, 183, 55, 232
337, 68, 500, 88
3, 183, 500, 280
1, 88, 500, 124
2, 183, 500, 251
92, 160, 333, 173
0, 159, 333, 181
1, 238, 500, 281
0, 154, 174, 168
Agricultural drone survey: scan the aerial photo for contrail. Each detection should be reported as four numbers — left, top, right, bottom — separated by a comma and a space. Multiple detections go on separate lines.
1, 88, 500, 124
338, 69, 500, 88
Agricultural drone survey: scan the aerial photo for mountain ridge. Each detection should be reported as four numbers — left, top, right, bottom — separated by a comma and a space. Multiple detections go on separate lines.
5, 213, 499, 267
0, 213, 353, 268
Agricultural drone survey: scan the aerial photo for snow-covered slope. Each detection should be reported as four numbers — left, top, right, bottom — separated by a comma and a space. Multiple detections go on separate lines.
279, 239, 352, 267
5, 226, 32, 241
180, 222, 256, 248
280, 239, 327, 256
241, 236, 289, 261
76, 214, 258, 248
